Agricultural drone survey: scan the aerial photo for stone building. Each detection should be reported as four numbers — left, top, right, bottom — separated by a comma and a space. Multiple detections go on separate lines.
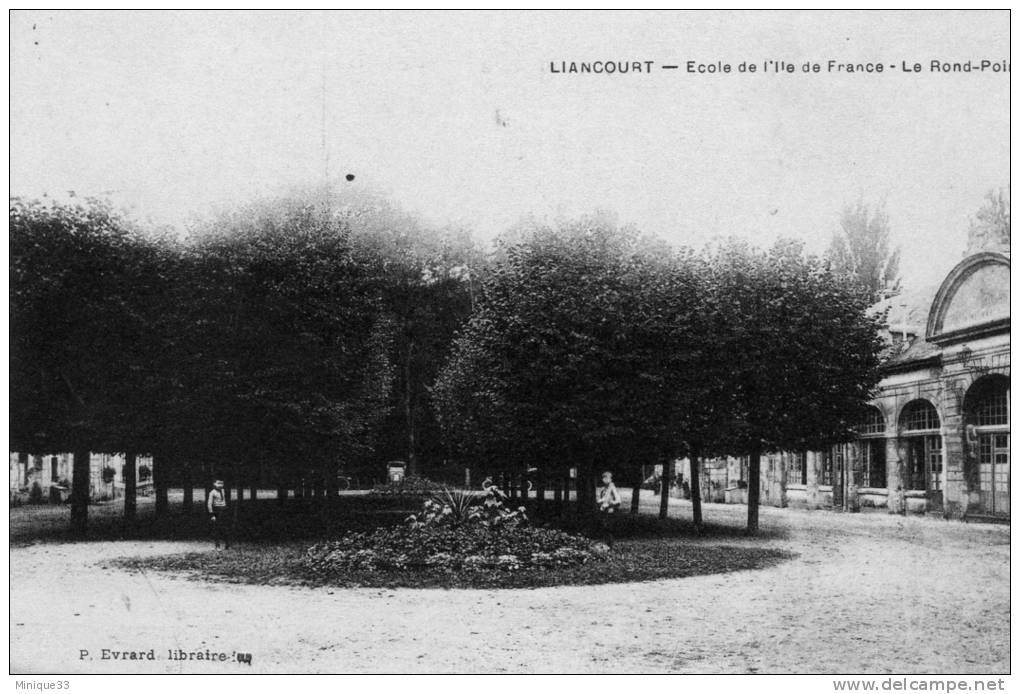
8, 451, 152, 504
685, 250, 1010, 521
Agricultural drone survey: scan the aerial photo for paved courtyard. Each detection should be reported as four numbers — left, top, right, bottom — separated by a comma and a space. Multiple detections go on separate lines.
9, 494, 1010, 674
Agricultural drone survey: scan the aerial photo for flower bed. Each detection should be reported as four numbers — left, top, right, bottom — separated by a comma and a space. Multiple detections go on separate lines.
306, 525, 605, 574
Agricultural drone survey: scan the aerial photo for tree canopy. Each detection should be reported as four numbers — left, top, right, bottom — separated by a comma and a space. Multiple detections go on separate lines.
435, 227, 886, 529
11, 194, 889, 534
966, 187, 1010, 254
826, 200, 901, 301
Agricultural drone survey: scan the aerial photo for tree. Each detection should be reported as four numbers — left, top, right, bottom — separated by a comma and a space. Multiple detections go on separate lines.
966, 187, 1010, 254
183, 193, 395, 501
704, 238, 886, 533
339, 191, 481, 479
10, 197, 171, 532
434, 215, 707, 512
826, 200, 901, 301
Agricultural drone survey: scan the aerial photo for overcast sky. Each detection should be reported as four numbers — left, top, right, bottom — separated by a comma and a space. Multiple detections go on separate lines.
10, 10, 1010, 289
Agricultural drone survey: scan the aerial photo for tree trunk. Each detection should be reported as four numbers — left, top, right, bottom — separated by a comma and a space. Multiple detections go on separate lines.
508, 473, 517, 501
658, 460, 671, 520
277, 480, 287, 505
70, 447, 91, 535
404, 337, 418, 477
535, 474, 545, 511
576, 464, 596, 515
630, 468, 641, 515
553, 477, 563, 516
324, 467, 337, 509
153, 454, 169, 518
519, 475, 529, 502
690, 448, 703, 531
182, 464, 193, 513
123, 451, 137, 520
746, 449, 762, 534
232, 461, 241, 526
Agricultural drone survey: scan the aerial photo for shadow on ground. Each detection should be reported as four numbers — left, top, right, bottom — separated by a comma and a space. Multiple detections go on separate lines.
10, 494, 789, 546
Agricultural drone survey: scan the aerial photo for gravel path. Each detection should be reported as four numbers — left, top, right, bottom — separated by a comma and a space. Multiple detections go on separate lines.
9, 495, 1009, 674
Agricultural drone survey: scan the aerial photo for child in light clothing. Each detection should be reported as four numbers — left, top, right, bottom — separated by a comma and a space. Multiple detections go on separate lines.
597, 471, 621, 547
207, 479, 229, 549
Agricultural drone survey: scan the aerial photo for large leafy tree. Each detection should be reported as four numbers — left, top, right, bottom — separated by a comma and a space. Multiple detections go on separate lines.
826, 200, 901, 301
339, 191, 481, 479
11, 193, 400, 534
704, 238, 886, 533
184, 194, 394, 497
10, 197, 173, 532
434, 215, 707, 508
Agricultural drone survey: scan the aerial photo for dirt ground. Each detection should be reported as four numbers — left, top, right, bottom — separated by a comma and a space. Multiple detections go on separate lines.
9, 492, 1010, 674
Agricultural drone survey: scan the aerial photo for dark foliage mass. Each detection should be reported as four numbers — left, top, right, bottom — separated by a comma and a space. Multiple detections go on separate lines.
10, 191, 479, 532
11, 192, 888, 535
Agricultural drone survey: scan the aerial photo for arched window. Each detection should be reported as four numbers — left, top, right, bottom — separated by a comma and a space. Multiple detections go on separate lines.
859, 406, 886, 435
900, 400, 940, 432
965, 376, 1009, 428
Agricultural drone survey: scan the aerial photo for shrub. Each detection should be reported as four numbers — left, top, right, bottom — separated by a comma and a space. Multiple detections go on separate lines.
28, 482, 44, 504
407, 485, 526, 530
138, 464, 152, 482
306, 524, 606, 574
369, 475, 447, 496
102, 466, 116, 484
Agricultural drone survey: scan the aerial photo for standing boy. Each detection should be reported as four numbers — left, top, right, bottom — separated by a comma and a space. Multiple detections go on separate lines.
596, 470, 622, 547
207, 479, 229, 549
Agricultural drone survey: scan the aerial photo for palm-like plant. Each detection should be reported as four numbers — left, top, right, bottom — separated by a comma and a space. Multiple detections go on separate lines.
430, 487, 478, 524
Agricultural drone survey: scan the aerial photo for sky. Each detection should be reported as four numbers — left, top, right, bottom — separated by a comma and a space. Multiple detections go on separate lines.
9, 10, 1010, 289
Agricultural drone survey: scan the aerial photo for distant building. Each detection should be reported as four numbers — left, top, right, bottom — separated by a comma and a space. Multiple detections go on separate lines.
9, 451, 152, 505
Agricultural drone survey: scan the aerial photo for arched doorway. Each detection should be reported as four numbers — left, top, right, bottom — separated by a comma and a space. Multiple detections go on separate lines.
964, 375, 1010, 516
899, 400, 942, 510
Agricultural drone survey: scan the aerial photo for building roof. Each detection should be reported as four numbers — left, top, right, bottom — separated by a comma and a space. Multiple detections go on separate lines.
869, 284, 940, 337
883, 334, 942, 370
875, 250, 1010, 371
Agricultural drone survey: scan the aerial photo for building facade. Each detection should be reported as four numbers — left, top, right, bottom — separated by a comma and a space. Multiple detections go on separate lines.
9, 451, 152, 504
